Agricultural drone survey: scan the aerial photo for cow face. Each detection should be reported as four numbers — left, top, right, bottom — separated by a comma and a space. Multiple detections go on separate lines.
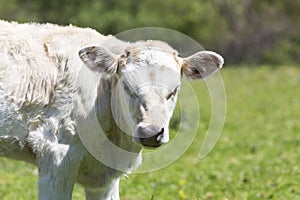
79, 40, 223, 148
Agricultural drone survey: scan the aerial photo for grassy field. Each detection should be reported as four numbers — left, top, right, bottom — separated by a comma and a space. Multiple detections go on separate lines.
0, 66, 299, 199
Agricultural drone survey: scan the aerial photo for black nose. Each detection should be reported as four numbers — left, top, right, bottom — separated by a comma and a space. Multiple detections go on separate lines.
136, 126, 164, 148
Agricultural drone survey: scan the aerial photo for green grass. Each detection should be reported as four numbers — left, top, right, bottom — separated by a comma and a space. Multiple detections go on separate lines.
1, 66, 300, 199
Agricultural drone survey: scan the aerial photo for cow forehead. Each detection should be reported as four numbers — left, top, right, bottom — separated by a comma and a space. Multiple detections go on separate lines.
121, 50, 181, 94
122, 65, 180, 92
125, 40, 181, 69
133, 49, 181, 69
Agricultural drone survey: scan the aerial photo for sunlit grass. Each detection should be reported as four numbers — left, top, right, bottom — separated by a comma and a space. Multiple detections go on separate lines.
0, 66, 299, 199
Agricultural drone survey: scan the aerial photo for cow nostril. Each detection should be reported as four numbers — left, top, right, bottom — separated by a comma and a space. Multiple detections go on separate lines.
158, 128, 164, 135
137, 126, 165, 147
156, 128, 164, 141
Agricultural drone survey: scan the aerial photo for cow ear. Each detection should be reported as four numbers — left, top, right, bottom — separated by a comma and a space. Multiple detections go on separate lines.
181, 51, 224, 79
79, 46, 117, 75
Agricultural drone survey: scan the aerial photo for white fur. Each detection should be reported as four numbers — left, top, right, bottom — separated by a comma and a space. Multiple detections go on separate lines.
0, 20, 129, 200
0, 20, 223, 200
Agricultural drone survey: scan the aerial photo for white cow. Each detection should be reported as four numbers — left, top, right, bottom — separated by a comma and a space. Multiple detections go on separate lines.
0, 20, 224, 200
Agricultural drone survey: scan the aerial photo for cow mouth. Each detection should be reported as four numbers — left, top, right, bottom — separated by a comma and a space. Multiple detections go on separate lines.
134, 134, 163, 148
140, 136, 162, 148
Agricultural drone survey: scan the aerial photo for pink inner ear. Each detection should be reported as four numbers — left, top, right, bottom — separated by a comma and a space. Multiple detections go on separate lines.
182, 63, 206, 79
190, 65, 205, 79
79, 45, 118, 75
181, 51, 224, 80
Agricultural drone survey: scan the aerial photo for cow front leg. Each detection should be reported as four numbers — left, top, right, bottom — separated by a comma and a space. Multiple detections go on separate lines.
36, 143, 83, 200
26, 118, 84, 200
85, 179, 120, 200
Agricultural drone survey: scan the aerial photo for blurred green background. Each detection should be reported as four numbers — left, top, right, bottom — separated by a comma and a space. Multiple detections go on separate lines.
1, 0, 300, 65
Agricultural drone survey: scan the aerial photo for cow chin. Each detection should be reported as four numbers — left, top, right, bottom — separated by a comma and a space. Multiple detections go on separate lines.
133, 124, 170, 148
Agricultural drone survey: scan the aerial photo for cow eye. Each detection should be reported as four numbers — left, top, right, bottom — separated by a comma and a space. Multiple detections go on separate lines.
123, 83, 131, 94
123, 82, 138, 97
166, 86, 179, 100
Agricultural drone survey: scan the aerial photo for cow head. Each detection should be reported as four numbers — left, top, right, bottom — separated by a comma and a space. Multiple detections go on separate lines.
79, 40, 223, 148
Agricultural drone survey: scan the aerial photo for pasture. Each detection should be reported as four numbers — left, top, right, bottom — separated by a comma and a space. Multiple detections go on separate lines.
0, 66, 299, 199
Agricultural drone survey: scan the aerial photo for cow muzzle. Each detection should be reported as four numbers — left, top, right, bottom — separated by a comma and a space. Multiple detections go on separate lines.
134, 125, 165, 148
